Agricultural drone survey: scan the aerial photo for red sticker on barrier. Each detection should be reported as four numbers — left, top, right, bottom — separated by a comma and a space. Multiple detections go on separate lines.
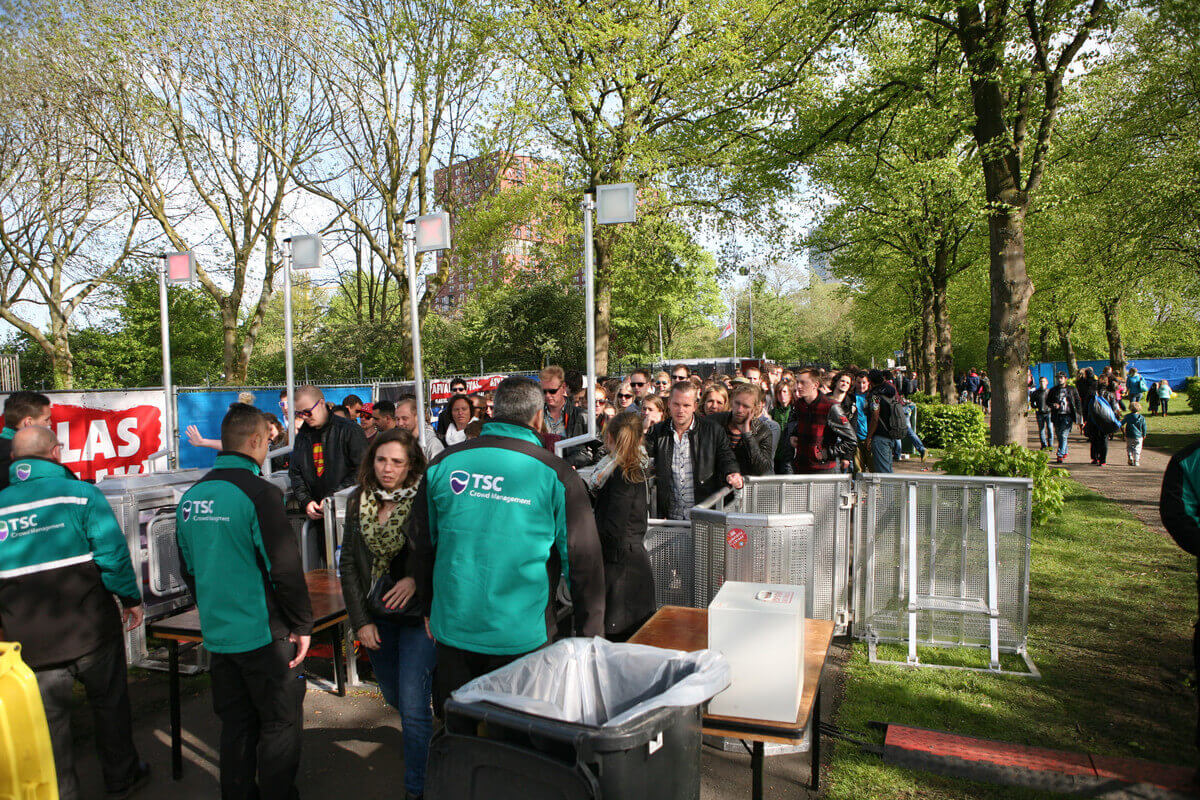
727, 528, 747, 549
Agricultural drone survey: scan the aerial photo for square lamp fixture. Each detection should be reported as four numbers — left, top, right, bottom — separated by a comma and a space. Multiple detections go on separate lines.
290, 235, 322, 269
165, 252, 195, 285
415, 212, 452, 253
595, 183, 637, 224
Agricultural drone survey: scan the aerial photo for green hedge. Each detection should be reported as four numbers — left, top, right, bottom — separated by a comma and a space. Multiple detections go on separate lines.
907, 391, 939, 405
914, 402, 986, 449
937, 443, 1066, 525
1186, 376, 1200, 413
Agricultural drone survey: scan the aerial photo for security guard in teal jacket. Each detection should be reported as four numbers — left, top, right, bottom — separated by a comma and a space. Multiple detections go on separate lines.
176, 403, 313, 800
0, 426, 149, 800
412, 377, 605, 711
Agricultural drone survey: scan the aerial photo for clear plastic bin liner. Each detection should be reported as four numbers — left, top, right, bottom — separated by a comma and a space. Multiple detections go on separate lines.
452, 637, 730, 729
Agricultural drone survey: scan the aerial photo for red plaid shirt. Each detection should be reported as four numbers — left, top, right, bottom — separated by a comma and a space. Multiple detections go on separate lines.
791, 393, 842, 473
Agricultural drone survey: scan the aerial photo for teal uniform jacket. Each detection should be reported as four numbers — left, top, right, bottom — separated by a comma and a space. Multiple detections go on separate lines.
0, 457, 141, 668
411, 420, 605, 655
176, 452, 313, 654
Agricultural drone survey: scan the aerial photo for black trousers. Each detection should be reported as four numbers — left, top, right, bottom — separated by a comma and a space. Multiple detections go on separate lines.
433, 643, 529, 715
35, 638, 140, 800
1086, 422, 1108, 463
210, 639, 306, 800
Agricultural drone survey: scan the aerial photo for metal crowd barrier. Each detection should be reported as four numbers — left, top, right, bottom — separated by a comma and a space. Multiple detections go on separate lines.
853, 473, 1036, 676
643, 472, 1036, 677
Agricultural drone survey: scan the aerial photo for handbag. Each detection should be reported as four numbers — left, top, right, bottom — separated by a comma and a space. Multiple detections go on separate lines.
366, 573, 422, 622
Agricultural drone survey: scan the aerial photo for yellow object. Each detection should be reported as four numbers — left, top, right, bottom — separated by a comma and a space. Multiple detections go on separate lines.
0, 642, 57, 800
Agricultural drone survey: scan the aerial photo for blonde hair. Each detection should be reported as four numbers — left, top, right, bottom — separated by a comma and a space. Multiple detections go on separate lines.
605, 412, 646, 483
540, 365, 565, 384
702, 384, 729, 411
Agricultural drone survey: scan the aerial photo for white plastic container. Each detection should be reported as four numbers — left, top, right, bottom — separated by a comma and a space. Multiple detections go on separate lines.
706, 581, 805, 722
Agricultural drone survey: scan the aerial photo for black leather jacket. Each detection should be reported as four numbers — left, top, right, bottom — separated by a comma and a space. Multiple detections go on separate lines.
645, 415, 740, 518
338, 492, 420, 632
708, 412, 775, 477
289, 414, 368, 506
548, 403, 599, 467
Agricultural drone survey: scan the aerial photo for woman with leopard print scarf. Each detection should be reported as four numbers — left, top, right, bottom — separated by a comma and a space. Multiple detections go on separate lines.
339, 428, 433, 800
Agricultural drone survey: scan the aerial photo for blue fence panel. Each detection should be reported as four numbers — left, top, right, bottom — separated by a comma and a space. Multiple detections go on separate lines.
1030, 357, 1197, 392
176, 385, 373, 469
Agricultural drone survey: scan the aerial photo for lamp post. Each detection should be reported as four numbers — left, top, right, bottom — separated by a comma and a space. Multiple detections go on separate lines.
285, 235, 321, 442
585, 182, 638, 436
407, 211, 452, 449
158, 251, 195, 468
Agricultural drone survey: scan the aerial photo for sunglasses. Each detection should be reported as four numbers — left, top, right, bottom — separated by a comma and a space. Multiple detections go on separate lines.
618, 393, 634, 400
630, 381, 646, 387
295, 399, 322, 419
673, 375, 688, 381
542, 386, 563, 395
655, 380, 670, 385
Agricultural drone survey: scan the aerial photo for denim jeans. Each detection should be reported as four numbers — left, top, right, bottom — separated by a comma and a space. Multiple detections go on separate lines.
871, 436, 894, 473
1053, 416, 1073, 457
370, 619, 437, 796
1036, 411, 1054, 448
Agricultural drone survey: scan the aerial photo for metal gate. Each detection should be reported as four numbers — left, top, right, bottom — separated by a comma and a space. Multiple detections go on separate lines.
852, 474, 1035, 674
644, 472, 1035, 675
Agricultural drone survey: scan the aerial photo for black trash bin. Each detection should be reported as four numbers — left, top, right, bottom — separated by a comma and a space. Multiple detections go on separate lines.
425, 638, 728, 800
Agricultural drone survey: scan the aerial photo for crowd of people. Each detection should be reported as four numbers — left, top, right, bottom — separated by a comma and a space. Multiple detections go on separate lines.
1, 359, 1196, 800
1027, 364, 1175, 467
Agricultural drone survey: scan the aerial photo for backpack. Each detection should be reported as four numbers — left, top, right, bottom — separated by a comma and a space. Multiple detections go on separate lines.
1090, 395, 1121, 435
878, 393, 908, 438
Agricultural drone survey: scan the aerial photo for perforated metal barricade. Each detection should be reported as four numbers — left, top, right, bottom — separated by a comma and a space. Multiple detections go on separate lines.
852, 473, 1035, 675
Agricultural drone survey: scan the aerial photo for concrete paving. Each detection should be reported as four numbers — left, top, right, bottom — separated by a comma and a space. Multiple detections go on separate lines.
64, 650, 846, 799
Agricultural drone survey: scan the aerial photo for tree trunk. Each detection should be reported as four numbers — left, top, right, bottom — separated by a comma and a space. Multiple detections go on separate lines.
221, 303, 239, 385
594, 233, 613, 376
985, 204, 1033, 445
1100, 296, 1125, 377
52, 330, 73, 391
1056, 316, 1078, 376
920, 278, 935, 394
1038, 325, 1051, 364
932, 245, 955, 403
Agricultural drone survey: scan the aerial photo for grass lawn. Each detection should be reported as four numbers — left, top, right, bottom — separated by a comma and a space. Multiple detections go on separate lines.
1144, 409, 1200, 454
826, 478, 1197, 799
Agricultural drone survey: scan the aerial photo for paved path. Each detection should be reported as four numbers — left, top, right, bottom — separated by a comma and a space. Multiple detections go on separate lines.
66, 660, 836, 799
1029, 422, 1174, 536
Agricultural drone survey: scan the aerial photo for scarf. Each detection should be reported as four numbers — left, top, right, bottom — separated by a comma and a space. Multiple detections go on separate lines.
359, 485, 417, 580
586, 447, 649, 494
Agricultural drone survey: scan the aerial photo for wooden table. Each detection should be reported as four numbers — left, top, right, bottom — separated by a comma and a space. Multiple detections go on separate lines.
629, 606, 836, 800
148, 569, 349, 780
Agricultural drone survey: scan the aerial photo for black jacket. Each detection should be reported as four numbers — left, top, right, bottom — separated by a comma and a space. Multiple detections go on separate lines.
0, 432, 11, 492
289, 414, 368, 507
592, 466, 654, 637
549, 403, 598, 467
709, 412, 774, 477
1046, 384, 1082, 423
645, 415, 740, 518
1029, 387, 1049, 413
338, 492, 421, 633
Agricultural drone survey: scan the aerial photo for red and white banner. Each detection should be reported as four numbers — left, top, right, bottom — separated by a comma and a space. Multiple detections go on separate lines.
1, 390, 168, 481
429, 374, 508, 403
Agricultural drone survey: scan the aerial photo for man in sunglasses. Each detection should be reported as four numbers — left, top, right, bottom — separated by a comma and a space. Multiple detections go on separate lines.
288, 386, 368, 520
628, 369, 653, 404
671, 365, 691, 383
541, 365, 595, 467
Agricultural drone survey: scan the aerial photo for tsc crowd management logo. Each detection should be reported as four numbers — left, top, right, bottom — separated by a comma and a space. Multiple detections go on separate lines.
447, 470, 530, 506
181, 499, 217, 522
